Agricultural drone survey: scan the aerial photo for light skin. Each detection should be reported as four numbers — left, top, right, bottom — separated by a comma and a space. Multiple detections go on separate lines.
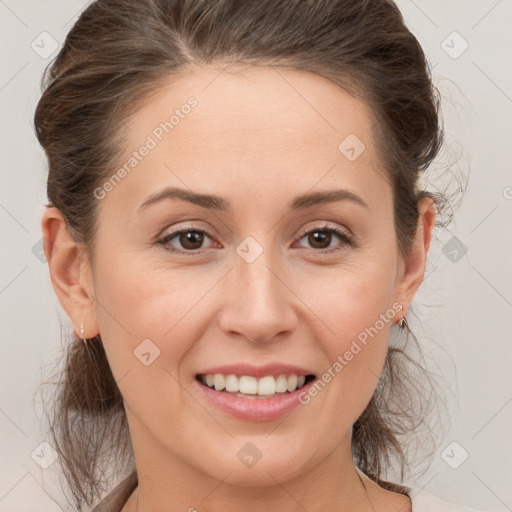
42, 65, 436, 511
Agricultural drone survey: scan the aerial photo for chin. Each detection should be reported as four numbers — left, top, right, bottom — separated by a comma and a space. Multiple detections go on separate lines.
194, 436, 320, 487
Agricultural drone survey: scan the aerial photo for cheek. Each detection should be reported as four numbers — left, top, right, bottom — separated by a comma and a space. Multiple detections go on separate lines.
305, 258, 398, 416
90, 251, 185, 384
92, 264, 202, 432
91, 246, 225, 402
309, 255, 398, 347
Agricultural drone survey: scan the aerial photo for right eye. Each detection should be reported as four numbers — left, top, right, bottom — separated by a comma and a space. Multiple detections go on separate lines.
157, 226, 220, 254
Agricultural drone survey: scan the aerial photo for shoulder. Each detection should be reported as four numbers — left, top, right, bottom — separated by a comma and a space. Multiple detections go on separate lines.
409, 487, 486, 512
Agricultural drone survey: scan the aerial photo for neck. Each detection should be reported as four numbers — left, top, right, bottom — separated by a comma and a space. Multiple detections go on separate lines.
122, 428, 375, 512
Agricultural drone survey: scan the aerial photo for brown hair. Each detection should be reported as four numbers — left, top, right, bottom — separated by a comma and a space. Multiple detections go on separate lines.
35, 0, 449, 509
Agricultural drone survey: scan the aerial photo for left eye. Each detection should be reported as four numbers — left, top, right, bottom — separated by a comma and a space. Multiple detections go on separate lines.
295, 227, 352, 252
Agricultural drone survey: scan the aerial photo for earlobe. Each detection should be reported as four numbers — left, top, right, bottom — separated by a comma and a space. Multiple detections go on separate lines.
395, 197, 437, 317
41, 207, 100, 339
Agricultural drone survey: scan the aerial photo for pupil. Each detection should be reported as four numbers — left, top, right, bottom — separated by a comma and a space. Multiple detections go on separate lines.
309, 231, 331, 249
180, 231, 203, 250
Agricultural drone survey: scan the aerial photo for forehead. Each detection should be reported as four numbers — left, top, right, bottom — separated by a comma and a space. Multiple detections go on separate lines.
100, 65, 388, 215
128, 64, 377, 149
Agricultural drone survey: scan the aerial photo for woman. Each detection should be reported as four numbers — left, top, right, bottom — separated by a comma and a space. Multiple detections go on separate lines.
35, 0, 482, 510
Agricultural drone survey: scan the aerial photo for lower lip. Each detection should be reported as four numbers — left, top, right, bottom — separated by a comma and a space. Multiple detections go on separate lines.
195, 378, 316, 422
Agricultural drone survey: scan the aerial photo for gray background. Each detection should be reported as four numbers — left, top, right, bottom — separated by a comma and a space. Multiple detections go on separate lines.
1, 0, 511, 510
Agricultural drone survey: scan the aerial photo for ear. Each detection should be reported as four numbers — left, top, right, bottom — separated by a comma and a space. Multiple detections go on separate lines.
394, 196, 436, 317
41, 207, 99, 339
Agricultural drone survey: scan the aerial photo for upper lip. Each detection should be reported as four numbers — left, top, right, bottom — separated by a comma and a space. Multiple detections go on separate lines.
197, 363, 316, 379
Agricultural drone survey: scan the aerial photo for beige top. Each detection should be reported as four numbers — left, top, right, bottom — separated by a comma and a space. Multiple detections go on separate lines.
410, 489, 484, 511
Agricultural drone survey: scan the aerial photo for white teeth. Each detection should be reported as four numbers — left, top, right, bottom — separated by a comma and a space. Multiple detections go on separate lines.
200, 373, 311, 396
213, 374, 225, 391
257, 375, 276, 395
275, 375, 288, 393
239, 376, 258, 394
225, 374, 238, 392
287, 375, 298, 392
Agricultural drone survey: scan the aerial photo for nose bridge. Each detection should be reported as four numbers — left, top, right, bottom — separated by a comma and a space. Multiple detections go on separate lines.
218, 240, 297, 343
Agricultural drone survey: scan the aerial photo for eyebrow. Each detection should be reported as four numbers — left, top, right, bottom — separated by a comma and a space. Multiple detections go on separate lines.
138, 186, 368, 212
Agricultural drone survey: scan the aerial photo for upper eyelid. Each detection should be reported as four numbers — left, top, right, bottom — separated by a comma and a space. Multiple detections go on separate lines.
159, 221, 350, 240
296, 221, 352, 237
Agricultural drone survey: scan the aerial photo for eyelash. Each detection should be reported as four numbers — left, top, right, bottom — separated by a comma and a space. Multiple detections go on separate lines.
156, 223, 354, 256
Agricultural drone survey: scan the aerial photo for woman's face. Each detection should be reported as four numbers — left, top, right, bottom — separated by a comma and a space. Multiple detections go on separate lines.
75, 65, 427, 485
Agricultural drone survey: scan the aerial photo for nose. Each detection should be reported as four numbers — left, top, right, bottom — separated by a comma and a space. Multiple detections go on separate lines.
217, 247, 299, 345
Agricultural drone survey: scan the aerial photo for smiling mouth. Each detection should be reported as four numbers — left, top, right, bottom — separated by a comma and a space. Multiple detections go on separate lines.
195, 373, 316, 398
